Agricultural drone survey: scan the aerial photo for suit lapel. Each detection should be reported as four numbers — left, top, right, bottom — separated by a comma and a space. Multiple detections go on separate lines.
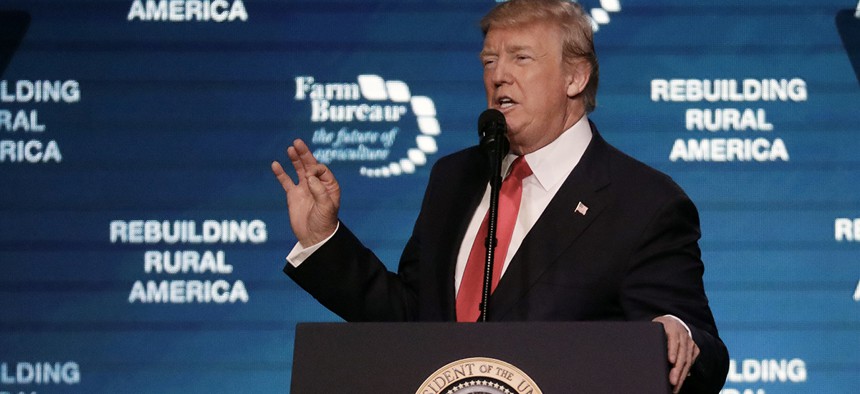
488, 128, 613, 320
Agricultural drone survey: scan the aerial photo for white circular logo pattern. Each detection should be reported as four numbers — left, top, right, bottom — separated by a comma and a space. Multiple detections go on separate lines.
354, 74, 441, 178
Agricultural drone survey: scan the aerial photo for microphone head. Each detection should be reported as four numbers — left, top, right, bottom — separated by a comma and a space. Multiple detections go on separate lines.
477, 108, 506, 138
477, 109, 509, 157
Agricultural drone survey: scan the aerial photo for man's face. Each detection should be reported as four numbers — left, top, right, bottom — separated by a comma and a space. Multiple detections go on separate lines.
481, 21, 585, 154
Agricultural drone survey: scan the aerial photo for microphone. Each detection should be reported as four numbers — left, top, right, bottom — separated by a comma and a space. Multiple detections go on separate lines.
477, 109, 509, 155
475, 109, 509, 322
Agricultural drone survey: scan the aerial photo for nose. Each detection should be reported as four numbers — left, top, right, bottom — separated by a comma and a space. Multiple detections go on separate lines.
489, 57, 511, 87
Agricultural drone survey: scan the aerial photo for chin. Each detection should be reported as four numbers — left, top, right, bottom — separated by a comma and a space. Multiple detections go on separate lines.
505, 121, 525, 137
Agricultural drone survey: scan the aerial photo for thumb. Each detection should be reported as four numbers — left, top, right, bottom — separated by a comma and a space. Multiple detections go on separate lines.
307, 175, 335, 211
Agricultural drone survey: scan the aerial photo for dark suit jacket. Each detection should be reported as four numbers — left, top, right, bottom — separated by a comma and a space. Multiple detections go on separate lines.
286, 123, 729, 393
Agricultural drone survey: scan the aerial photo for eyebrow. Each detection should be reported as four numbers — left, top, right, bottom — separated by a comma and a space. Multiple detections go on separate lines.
480, 44, 534, 58
505, 44, 533, 54
479, 48, 496, 59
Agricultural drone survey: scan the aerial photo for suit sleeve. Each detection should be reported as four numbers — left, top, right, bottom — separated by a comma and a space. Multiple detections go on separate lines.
283, 223, 421, 322
620, 191, 730, 394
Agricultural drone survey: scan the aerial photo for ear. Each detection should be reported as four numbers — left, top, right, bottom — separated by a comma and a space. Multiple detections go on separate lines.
565, 60, 591, 98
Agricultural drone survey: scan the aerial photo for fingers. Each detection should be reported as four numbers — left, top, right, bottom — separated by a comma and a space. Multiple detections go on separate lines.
313, 162, 335, 183
285, 139, 332, 182
271, 161, 295, 192
275, 139, 340, 208
674, 341, 699, 393
653, 316, 699, 394
666, 324, 680, 365
670, 330, 691, 393
667, 330, 683, 390
288, 139, 319, 177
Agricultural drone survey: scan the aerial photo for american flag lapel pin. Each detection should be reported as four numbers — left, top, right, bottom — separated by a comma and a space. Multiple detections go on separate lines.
575, 201, 589, 216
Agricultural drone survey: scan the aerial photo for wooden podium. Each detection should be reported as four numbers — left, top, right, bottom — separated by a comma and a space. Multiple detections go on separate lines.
291, 322, 671, 393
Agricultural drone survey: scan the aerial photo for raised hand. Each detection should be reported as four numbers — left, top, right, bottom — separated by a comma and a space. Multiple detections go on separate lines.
271, 139, 341, 247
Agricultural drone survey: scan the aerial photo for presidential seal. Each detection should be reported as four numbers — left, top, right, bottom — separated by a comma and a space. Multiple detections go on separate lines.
415, 357, 542, 394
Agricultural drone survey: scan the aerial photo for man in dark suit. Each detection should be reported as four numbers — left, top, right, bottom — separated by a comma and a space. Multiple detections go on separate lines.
272, 0, 729, 392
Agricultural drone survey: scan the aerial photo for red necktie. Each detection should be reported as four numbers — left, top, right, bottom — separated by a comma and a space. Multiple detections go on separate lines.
456, 156, 532, 322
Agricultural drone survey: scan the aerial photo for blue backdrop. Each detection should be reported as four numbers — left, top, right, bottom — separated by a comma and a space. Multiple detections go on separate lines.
1, 1, 858, 393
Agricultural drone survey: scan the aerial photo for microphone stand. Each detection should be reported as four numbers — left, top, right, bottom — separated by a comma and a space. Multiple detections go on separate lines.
478, 129, 508, 322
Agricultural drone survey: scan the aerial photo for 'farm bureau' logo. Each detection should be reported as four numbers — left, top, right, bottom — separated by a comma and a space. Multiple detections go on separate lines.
294, 75, 440, 178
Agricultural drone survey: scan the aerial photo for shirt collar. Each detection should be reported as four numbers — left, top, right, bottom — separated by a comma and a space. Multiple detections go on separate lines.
503, 115, 593, 191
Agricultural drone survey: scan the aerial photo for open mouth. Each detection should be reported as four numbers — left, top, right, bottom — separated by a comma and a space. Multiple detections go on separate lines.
497, 96, 516, 110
